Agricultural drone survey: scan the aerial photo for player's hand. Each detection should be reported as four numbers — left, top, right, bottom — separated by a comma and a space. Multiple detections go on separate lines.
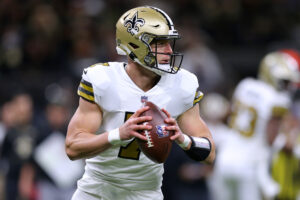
119, 106, 152, 141
161, 108, 185, 144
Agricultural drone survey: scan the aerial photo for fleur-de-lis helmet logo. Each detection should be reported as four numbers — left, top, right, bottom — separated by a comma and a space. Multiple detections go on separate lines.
124, 11, 145, 35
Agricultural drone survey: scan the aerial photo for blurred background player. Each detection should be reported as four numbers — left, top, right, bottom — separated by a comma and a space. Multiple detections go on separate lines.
211, 49, 300, 200
271, 56, 300, 200
65, 6, 215, 200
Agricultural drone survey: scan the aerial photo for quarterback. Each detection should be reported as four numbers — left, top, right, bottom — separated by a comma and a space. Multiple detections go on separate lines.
65, 6, 215, 200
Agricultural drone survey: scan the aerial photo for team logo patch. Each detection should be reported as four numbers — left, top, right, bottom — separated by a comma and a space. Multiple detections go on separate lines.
156, 125, 169, 138
124, 11, 145, 35
141, 95, 148, 103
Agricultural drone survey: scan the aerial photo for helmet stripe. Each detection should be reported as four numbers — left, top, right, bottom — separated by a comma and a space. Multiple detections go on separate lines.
148, 6, 174, 30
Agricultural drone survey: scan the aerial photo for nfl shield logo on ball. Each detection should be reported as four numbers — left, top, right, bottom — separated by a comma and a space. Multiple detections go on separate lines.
156, 125, 169, 138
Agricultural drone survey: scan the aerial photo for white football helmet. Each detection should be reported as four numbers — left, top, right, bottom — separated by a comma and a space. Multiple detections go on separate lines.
116, 6, 183, 75
258, 49, 300, 91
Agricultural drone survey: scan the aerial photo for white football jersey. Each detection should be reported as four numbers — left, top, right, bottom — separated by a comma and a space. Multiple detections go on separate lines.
216, 77, 291, 175
76, 62, 201, 193
228, 77, 290, 147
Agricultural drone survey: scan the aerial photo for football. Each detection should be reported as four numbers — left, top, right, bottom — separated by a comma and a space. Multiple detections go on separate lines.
138, 101, 174, 163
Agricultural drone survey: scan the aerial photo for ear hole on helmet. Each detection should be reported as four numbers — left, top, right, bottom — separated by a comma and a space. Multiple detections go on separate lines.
129, 42, 139, 49
278, 79, 291, 91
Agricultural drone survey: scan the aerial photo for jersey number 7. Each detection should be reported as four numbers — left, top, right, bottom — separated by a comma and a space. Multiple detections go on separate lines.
118, 112, 141, 160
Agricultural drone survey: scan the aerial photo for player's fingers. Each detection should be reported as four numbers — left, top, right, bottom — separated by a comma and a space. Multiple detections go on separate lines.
132, 106, 150, 117
132, 131, 147, 141
161, 108, 171, 118
161, 109, 176, 124
132, 116, 152, 124
165, 125, 179, 132
132, 123, 152, 131
170, 131, 180, 140
164, 117, 177, 125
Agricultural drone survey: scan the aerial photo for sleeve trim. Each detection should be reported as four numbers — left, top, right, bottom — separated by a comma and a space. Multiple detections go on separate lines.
78, 90, 95, 102
193, 91, 204, 105
81, 79, 92, 87
78, 86, 94, 97
79, 96, 95, 103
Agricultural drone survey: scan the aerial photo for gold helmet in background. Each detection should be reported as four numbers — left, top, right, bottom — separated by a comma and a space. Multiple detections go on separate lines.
116, 6, 183, 75
258, 49, 300, 91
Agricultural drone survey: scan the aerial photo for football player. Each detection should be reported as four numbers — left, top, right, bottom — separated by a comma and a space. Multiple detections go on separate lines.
271, 51, 300, 200
65, 6, 215, 200
211, 49, 300, 200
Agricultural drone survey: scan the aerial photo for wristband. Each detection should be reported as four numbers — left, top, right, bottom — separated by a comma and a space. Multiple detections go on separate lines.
107, 128, 121, 145
184, 136, 211, 161
192, 137, 211, 150
177, 134, 192, 149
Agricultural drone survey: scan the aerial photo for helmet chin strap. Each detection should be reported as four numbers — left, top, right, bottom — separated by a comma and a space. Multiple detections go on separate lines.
146, 64, 171, 76
157, 63, 172, 73
134, 57, 168, 76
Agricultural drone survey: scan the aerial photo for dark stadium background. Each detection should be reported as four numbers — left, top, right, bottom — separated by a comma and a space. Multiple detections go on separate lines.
1, 0, 300, 199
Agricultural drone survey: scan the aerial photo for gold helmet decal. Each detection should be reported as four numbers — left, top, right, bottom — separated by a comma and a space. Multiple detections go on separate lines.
124, 12, 145, 35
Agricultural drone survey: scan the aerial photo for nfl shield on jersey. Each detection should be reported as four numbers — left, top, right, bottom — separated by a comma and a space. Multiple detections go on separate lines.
76, 62, 200, 195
